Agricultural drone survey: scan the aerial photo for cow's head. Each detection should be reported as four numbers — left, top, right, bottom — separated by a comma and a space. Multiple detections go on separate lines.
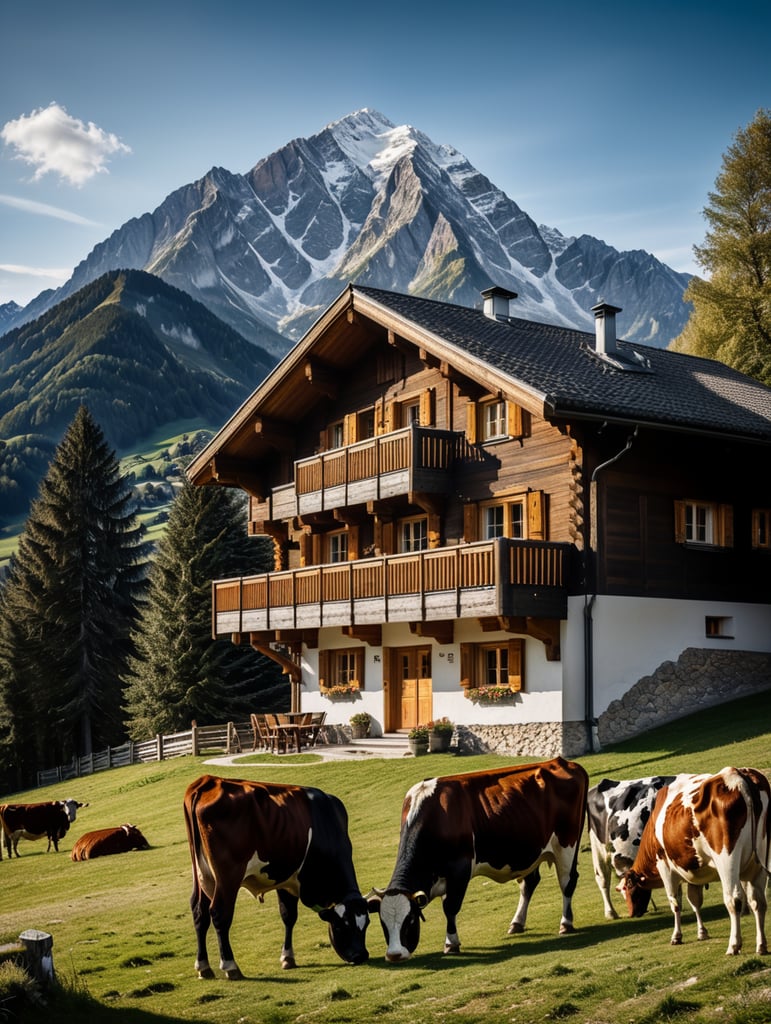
60, 799, 88, 822
316, 896, 369, 965
121, 824, 150, 850
617, 870, 653, 917
367, 888, 428, 962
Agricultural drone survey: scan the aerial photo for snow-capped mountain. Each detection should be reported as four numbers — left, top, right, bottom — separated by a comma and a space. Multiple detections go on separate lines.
7, 110, 692, 351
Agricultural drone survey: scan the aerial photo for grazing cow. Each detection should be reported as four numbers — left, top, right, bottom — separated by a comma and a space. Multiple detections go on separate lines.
183, 774, 369, 979
71, 824, 150, 861
0, 798, 87, 859
368, 757, 589, 961
618, 767, 771, 954
587, 776, 675, 919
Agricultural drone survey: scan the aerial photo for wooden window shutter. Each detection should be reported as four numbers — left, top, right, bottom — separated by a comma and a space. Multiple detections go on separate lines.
384, 400, 396, 434
374, 397, 385, 436
507, 402, 524, 437
527, 490, 546, 540
318, 430, 327, 452
348, 526, 359, 560
420, 387, 435, 426
427, 513, 441, 549
299, 530, 313, 567
507, 639, 524, 692
312, 533, 322, 565
716, 504, 734, 547
318, 650, 330, 690
466, 401, 477, 444
460, 643, 475, 688
673, 500, 686, 543
382, 520, 395, 554
344, 412, 358, 445
463, 503, 478, 543
352, 648, 365, 690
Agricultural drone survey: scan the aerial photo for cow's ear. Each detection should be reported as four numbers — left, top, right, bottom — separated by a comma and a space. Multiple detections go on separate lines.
365, 888, 383, 913
412, 891, 429, 908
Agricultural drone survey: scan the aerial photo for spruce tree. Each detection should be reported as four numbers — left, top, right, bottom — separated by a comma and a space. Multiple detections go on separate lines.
672, 108, 771, 384
122, 478, 285, 738
0, 406, 148, 786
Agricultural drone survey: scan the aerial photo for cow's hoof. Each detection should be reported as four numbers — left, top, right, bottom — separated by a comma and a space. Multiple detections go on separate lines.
443, 944, 461, 955
725, 948, 741, 956
225, 967, 244, 980
670, 937, 683, 946
507, 923, 525, 935
196, 967, 215, 980
559, 923, 576, 935
605, 910, 619, 921
281, 957, 297, 970
757, 944, 769, 955
697, 930, 710, 941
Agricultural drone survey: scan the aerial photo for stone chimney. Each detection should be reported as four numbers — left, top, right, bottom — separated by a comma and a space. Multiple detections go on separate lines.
482, 286, 517, 320
591, 300, 623, 356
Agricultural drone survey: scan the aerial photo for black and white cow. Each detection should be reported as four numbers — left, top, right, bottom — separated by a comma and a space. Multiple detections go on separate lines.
586, 776, 675, 919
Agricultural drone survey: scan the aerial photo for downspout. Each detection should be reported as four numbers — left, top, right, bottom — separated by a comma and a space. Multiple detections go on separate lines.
584, 425, 638, 752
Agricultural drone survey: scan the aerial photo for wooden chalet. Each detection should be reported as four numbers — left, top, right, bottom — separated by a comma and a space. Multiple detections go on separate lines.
187, 285, 771, 755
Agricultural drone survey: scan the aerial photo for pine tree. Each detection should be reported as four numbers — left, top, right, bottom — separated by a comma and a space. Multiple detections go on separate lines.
122, 478, 286, 738
0, 406, 148, 787
672, 109, 771, 384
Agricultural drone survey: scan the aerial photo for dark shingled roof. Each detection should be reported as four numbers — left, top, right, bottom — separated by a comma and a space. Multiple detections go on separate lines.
356, 286, 771, 443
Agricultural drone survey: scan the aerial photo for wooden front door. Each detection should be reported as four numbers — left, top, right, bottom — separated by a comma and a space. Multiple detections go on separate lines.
391, 647, 432, 731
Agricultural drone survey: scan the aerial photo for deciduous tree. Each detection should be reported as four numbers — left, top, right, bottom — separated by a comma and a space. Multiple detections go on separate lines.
672, 109, 771, 384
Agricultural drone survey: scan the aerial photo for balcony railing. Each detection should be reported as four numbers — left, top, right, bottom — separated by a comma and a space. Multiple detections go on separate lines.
212, 538, 571, 636
258, 425, 460, 521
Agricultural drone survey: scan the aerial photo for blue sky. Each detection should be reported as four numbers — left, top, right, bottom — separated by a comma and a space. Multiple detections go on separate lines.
1, 0, 769, 308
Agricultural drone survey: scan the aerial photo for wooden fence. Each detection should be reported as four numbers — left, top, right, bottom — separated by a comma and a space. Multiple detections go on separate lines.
36, 720, 250, 788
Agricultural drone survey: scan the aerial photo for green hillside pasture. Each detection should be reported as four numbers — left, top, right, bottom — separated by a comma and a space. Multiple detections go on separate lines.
2, 691, 771, 1024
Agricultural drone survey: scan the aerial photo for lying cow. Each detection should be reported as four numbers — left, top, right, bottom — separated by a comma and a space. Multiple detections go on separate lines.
587, 776, 675, 919
71, 824, 149, 860
183, 774, 369, 979
618, 767, 771, 954
368, 757, 589, 961
0, 798, 88, 859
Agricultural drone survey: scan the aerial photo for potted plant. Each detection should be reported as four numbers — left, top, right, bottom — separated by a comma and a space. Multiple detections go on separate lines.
349, 711, 371, 739
408, 724, 429, 756
427, 717, 454, 752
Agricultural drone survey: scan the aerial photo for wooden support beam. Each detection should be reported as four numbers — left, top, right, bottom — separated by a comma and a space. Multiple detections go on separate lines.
478, 616, 561, 660
209, 456, 265, 499
254, 417, 294, 454
409, 620, 454, 645
408, 491, 444, 516
249, 635, 302, 682
343, 624, 382, 646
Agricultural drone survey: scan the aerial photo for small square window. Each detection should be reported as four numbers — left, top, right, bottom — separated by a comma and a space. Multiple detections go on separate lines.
686, 501, 713, 544
753, 509, 771, 549
706, 615, 734, 638
328, 531, 348, 563
482, 400, 507, 440
400, 517, 427, 552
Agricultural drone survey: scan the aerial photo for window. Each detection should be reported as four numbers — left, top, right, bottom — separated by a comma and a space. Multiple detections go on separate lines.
400, 516, 428, 552
402, 400, 420, 425
752, 509, 771, 549
481, 502, 525, 540
460, 639, 525, 691
328, 530, 349, 563
329, 421, 344, 449
706, 616, 734, 638
319, 647, 365, 691
674, 500, 733, 547
466, 398, 528, 444
483, 400, 507, 440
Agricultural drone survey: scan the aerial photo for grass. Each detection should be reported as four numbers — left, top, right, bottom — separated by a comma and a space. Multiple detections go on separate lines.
1, 690, 771, 1023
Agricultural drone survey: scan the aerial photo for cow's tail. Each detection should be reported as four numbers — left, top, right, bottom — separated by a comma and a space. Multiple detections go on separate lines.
738, 768, 771, 874
183, 784, 205, 899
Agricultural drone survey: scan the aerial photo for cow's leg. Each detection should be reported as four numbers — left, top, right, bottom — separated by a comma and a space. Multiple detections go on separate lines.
742, 866, 768, 955
442, 867, 471, 953
590, 835, 618, 920
554, 845, 581, 935
190, 887, 215, 979
719, 862, 748, 956
508, 866, 541, 935
276, 889, 300, 969
662, 873, 684, 946
685, 884, 709, 941
208, 884, 242, 980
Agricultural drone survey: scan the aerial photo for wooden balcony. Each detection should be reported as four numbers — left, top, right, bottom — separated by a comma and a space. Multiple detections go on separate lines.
258, 425, 460, 521
211, 538, 572, 637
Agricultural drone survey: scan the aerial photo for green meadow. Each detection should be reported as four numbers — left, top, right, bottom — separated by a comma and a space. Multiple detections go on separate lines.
1, 690, 770, 1024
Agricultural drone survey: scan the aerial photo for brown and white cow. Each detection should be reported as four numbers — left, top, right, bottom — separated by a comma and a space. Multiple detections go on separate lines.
618, 767, 771, 955
0, 798, 87, 859
368, 757, 589, 961
183, 774, 369, 979
587, 776, 675, 919
71, 824, 149, 860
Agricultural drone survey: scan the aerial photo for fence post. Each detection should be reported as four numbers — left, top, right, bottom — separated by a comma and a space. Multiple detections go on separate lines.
156, 734, 163, 761
18, 929, 55, 989
192, 725, 199, 757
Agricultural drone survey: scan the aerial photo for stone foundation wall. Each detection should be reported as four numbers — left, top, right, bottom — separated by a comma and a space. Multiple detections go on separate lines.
455, 721, 589, 759
597, 648, 771, 747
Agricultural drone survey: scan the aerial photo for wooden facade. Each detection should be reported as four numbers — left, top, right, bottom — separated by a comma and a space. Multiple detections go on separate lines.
188, 285, 771, 750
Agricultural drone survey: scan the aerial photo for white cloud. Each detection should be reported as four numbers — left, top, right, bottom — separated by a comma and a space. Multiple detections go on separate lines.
0, 193, 101, 225
0, 263, 71, 281
1, 102, 131, 186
